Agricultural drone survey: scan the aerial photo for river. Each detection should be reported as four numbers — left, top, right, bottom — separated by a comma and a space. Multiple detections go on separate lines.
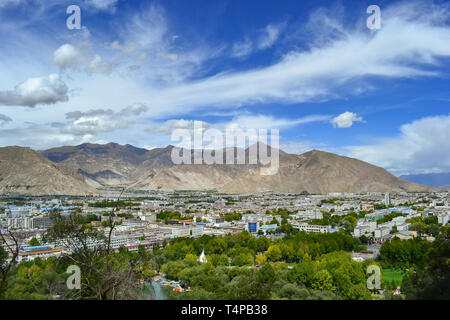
142, 281, 169, 300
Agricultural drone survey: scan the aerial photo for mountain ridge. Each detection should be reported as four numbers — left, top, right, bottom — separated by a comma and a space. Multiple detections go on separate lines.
0, 143, 436, 195
36, 142, 434, 194
400, 172, 450, 188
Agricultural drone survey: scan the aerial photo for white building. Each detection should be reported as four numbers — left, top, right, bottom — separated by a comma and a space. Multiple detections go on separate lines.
396, 223, 410, 232
384, 193, 391, 206
17, 245, 62, 262
7, 216, 32, 229
140, 213, 156, 222
6, 206, 33, 218
438, 212, 449, 226
375, 227, 390, 238
161, 226, 204, 238
291, 221, 329, 233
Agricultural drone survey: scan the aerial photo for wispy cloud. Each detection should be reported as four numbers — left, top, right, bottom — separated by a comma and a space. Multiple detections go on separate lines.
85, 0, 118, 11
140, 1, 450, 117
257, 22, 285, 50
0, 0, 21, 8
231, 39, 253, 58
231, 22, 286, 58
0, 113, 12, 126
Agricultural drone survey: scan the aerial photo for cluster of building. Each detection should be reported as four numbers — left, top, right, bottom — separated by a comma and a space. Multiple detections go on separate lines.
1, 190, 448, 262
353, 194, 449, 243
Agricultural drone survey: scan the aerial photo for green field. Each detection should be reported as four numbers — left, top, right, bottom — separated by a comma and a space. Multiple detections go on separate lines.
382, 268, 408, 287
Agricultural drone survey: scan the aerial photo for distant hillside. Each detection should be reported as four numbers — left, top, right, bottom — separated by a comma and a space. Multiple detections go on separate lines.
0, 146, 97, 195
219, 149, 432, 194
38, 143, 433, 194
41, 143, 173, 187
400, 172, 450, 188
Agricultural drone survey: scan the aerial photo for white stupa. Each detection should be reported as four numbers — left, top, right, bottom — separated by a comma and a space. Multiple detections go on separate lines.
198, 249, 207, 263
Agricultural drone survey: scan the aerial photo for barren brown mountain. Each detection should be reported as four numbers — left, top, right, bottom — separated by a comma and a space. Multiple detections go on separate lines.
36, 143, 432, 194
41, 143, 153, 187
220, 149, 432, 194
0, 146, 97, 195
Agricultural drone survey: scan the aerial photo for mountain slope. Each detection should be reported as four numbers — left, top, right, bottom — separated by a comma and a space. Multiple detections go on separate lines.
220, 150, 432, 194
41, 143, 153, 187
39, 143, 434, 194
400, 172, 450, 188
0, 146, 97, 195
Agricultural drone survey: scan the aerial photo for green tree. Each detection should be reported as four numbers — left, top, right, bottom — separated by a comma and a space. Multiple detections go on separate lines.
266, 245, 282, 262
184, 253, 198, 264
29, 237, 40, 247
255, 254, 267, 265
311, 269, 334, 292
402, 229, 450, 299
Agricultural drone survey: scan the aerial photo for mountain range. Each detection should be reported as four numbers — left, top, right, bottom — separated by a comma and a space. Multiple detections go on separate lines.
400, 172, 450, 188
0, 142, 434, 195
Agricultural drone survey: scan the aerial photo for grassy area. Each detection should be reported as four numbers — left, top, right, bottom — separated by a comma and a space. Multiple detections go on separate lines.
382, 268, 408, 287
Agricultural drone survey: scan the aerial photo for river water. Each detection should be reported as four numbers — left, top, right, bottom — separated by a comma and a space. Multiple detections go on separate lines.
142, 281, 168, 300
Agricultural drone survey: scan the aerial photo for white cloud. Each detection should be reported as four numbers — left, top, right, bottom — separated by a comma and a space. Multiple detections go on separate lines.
280, 141, 327, 154
148, 119, 211, 135
1, 0, 450, 160
227, 114, 331, 130
53, 44, 82, 69
330, 112, 365, 128
0, 123, 90, 150
296, 4, 348, 49
231, 22, 284, 58
108, 40, 139, 55
119, 103, 148, 117
144, 114, 330, 151
86, 55, 118, 75
345, 114, 450, 175
0, 0, 21, 8
158, 51, 178, 61
140, 2, 450, 117
148, 114, 330, 137
0, 74, 69, 107
257, 23, 285, 50
64, 115, 126, 136
52, 43, 119, 75
85, 0, 118, 11
114, 4, 218, 84
127, 4, 168, 50
63, 104, 147, 136
231, 39, 253, 58
0, 114, 12, 126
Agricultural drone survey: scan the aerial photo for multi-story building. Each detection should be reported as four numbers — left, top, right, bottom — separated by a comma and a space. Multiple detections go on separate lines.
6, 206, 33, 218
438, 212, 449, 226
32, 216, 53, 229
375, 227, 390, 238
384, 193, 391, 206
17, 245, 62, 262
7, 216, 32, 229
291, 221, 330, 233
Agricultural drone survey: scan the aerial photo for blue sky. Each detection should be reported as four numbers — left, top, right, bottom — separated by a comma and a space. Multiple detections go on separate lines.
0, 0, 449, 176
